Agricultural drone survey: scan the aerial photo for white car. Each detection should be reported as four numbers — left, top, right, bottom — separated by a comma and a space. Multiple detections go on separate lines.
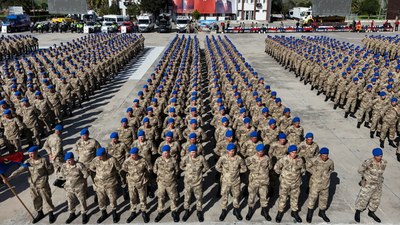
101, 22, 117, 33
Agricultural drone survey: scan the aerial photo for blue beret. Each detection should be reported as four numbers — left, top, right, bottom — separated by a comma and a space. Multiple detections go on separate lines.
226, 130, 233, 137
243, 117, 250, 124
121, 118, 128, 123
96, 147, 106, 156
3, 109, 11, 115
391, 97, 398, 102
292, 117, 300, 123
147, 107, 153, 112
278, 133, 286, 139
35, 91, 42, 96
305, 132, 314, 139
55, 124, 63, 131
219, 106, 226, 111
64, 152, 74, 161
142, 117, 150, 123
133, 99, 139, 103
14, 91, 21, 96
283, 108, 290, 113
256, 97, 262, 102
162, 145, 171, 152
190, 107, 197, 112
47, 85, 54, 89
130, 147, 139, 154
165, 131, 173, 137
372, 148, 383, 156
226, 143, 236, 151
268, 119, 276, 125
169, 107, 176, 113
271, 91, 277, 96
190, 119, 198, 124
275, 98, 282, 103
240, 108, 246, 114
250, 131, 258, 138
366, 84, 372, 89
217, 98, 223, 103
28, 146, 39, 153
288, 145, 298, 153
137, 130, 145, 136
353, 77, 359, 82
189, 133, 197, 139
0, 100, 5, 105
126, 107, 133, 112
110, 132, 119, 139
80, 128, 89, 135
379, 91, 386, 97
262, 107, 269, 114
171, 98, 177, 103
256, 143, 264, 152
21, 98, 29, 103
221, 117, 228, 123
319, 147, 329, 155
188, 144, 197, 152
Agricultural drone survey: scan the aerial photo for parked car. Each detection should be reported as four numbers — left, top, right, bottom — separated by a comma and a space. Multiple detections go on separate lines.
117, 21, 134, 33
3, 14, 31, 32
85, 21, 101, 33
101, 21, 118, 33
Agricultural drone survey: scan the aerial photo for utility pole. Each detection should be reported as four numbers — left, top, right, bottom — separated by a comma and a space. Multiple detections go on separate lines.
253, 0, 257, 20
241, 0, 245, 20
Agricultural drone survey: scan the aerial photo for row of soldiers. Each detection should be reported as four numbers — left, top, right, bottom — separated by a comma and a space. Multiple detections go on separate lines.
1, 34, 387, 225
362, 35, 400, 59
265, 35, 400, 160
0, 35, 38, 61
0, 34, 144, 153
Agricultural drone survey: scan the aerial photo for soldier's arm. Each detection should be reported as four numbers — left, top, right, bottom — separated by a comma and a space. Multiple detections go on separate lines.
179, 157, 186, 171
153, 158, 159, 175
113, 157, 121, 171
79, 163, 89, 179
215, 157, 223, 173
357, 159, 369, 177
239, 158, 247, 173
7, 162, 29, 180
200, 128, 207, 141
45, 158, 55, 175
202, 156, 210, 173
274, 158, 283, 174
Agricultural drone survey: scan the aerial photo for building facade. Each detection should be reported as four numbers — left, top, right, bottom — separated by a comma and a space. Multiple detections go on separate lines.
237, 0, 271, 21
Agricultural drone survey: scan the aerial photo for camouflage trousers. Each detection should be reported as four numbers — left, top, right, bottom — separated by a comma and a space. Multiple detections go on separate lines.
380, 120, 397, 141
96, 185, 118, 211
370, 113, 382, 132
307, 185, 329, 210
248, 181, 269, 208
157, 182, 178, 213
355, 183, 382, 211
277, 181, 300, 212
127, 182, 147, 212
334, 90, 346, 105
356, 105, 372, 123
66, 188, 87, 214
8, 137, 21, 152
345, 97, 357, 113
220, 181, 241, 209
30, 183, 54, 212
183, 181, 203, 211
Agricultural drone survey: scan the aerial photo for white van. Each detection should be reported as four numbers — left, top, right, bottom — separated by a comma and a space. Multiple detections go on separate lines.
103, 15, 128, 26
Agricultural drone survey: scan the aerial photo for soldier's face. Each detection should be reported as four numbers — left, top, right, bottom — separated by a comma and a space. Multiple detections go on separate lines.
66, 159, 75, 165
227, 150, 235, 157
374, 155, 382, 162
306, 138, 313, 145
279, 139, 286, 145
166, 137, 172, 142
190, 138, 196, 144
391, 101, 397, 106
138, 136, 144, 141
320, 154, 329, 161
257, 151, 264, 157
251, 137, 257, 143
81, 134, 89, 141
294, 122, 300, 128
289, 151, 297, 159
189, 151, 197, 158
162, 151, 170, 158
112, 138, 118, 144
131, 154, 139, 160
122, 122, 127, 128
29, 151, 38, 159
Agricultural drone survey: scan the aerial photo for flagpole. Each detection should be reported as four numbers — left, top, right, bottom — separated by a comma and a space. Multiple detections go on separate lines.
0, 174, 34, 219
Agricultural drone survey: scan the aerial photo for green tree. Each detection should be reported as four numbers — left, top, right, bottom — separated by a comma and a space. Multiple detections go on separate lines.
359, 0, 380, 16
192, 9, 201, 20
352, 0, 361, 14
108, 2, 121, 14
126, 3, 140, 18
271, 0, 283, 14
139, 0, 165, 15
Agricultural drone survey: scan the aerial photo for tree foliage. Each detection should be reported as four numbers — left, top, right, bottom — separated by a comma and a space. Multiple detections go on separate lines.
126, 3, 140, 18
271, 0, 283, 14
359, 0, 380, 15
138, 0, 165, 15
351, 0, 361, 14
192, 9, 201, 20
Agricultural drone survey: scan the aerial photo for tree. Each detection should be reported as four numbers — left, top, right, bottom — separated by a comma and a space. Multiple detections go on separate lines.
359, 0, 380, 16
192, 9, 201, 21
271, 0, 283, 14
352, 0, 361, 14
139, 0, 165, 15
126, 3, 140, 18
108, 2, 121, 14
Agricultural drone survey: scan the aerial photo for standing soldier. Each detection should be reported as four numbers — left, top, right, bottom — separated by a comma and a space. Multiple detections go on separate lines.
2, 109, 23, 152
379, 97, 399, 148
274, 145, 305, 223
43, 124, 64, 183
356, 84, 374, 128
20, 98, 41, 146
75, 128, 101, 168
305, 147, 334, 223
153, 145, 180, 222
89, 147, 121, 223
180, 144, 210, 222
245, 143, 272, 221
3, 146, 55, 223
216, 143, 247, 221
121, 147, 151, 223
60, 152, 89, 224
117, 117, 136, 147
354, 148, 386, 223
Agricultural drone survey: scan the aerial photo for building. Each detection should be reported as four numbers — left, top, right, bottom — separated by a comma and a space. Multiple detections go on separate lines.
237, 0, 271, 21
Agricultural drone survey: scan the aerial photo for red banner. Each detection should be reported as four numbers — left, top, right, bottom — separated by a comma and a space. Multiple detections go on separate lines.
174, 0, 234, 14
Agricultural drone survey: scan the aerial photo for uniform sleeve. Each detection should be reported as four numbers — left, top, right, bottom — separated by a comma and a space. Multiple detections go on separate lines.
179, 157, 187, 171
8, 162, 29, 180
89, 159, 97, 172
215, 157, 223, 173
202, 157, 210, 173
358, 159, 369, 177
239, 158, 247, 173
153, 158, 159, 175
274, 157, 284, 174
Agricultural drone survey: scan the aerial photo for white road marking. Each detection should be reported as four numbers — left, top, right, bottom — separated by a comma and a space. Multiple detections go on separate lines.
129, 46, 164, 80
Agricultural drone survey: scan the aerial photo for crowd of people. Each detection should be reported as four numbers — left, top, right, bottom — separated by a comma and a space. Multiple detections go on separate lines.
0, 35, 38, 61
265, 35, 400, 159
362, 35, 400, 59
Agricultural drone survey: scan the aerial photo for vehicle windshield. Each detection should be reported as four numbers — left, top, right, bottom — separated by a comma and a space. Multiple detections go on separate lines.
86, 22, 95, 26
159, 20, 169, 25
4, 18, 16, 24
138, 19, 149, 24
104, 22, 113, 26
177, 19, 189, 24
104, 18, 116, 22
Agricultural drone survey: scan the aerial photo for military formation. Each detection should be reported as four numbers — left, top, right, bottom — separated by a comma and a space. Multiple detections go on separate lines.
0, 33, 389, 225
266, 35, 400, 160
0, 35, 39, 61
363, 35, 400, 59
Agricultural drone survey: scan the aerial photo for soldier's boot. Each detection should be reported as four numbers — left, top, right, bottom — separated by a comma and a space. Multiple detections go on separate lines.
172, 211, 179, 222
219, 209, 228, 221
364, 122, 370, 128
368, 210, 381, 223
126, 212, 137, 223
197, 210, 204, 222
316, 90, 322, 96
82, 213, 89, 224
261, 207, 271, 221
339, 104, 345, 109
32, 210, 45, 224
389, 140, 397, 148
233, 208, 243, 221
310, 85, 314, 91
350, 113, 357, 118
112, 210, 119, 223
333, 104, 338, 110
318, 210, 330, 222
291, 211, 302, 223
370, 131, 374, 138
376, 132, 381, 137
324, 95, 330, 102
154, 212, 164, 222
66, 212, 76, 224
397, 153, 400, 162
49, 211, 56, 224
97, 210, 108, 223
245, 207, 255, 221
142, 211, 149, 223
148, 185, 155, 198
276, 211, 284, 223
344, 112, 349, 118
306, 208, 313, 223
354, 210, 361, 223
380, 140, 385, 148
357, 121, 362, 128
182, 209, 190, 222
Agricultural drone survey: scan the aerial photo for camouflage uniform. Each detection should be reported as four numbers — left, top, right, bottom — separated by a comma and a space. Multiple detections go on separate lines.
245, 154, 272, 208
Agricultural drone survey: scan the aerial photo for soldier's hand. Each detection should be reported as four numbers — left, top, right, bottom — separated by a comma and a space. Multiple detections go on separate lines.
2, 177, 8, 183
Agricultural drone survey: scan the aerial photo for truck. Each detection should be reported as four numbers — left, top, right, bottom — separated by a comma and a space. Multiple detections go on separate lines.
156, 13, 172, 33
137, 13, 155, 32
2, 14, 31, 32
301, 0, 349, 26
176, 16, 191, 33
288, 7, 312, 20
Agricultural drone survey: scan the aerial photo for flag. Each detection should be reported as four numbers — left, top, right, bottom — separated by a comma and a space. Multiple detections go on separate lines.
0, 152, 25, 175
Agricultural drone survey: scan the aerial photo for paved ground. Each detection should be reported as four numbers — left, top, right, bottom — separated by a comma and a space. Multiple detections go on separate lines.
1, 31, 400, 225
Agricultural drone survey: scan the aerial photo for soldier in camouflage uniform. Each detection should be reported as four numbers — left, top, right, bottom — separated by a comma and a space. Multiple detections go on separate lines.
43, 124, 64, 180
379, 97, 399, 149
356, 84, 374, 128
1, 109, 23, 152
354, 148, 387, 223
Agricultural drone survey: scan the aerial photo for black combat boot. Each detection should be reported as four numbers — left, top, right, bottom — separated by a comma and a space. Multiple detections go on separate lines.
197, 210, 204, 222
370, 131, 374, 138
376, 131, 381, 137
182, 209, 190, 222
364, 122, 370, 128
319, 210, 330, 222
112, 210, 119, 223
261, 207, 271, 221
245, 207, 255, 221
126, 212, 137, 223
154, 212, 164, 222
33, 211, 44, 224
380, 140, 384, 148
311, 85, 314, 91
344, 112, 349, 118
389, 140, 397, 148
276, 211, 284, 223
66, 212, 76, 224
171, 211, 179, 222
306, 208, 313, 223
357, 121, 362, 128
397, 153, 400, 162
82, 213, 89, 224
339, 104, 344, 109
333, 104, 338, 110
350, 113, 356, 118
48, 211, 56, 224
219, 209, 227, 221
233, 208, 243, 220
354, 210, 361, 223
142, 211, 149, 223
368, 210, 381, 223
97, 210, 108, 223
324, 96, 330, 102
291, 210, 302, 223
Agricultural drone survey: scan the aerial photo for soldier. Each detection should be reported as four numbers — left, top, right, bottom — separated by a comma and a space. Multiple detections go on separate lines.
43, 124, 64, 182
117, 117, 136, 147
121, 147, 151, 223
274, 145, 305, 223
298, 132, 319, 163
89, 147, 121, 223
34, 91, 54, 133
354, 148, 386, 223
153, 145, 180, 222
245, 143, 272, 221
216, 143, 247, 221
261, 118, 280, 146
240, 130, 262, 158
180, 144, 210, 222
181, 133, 204, 157
60, 152, 89, 224
370, 91, 388, 138
75, 128, 101, 168
286, 117, 304, 146
305, 147, 334, 223
20, 98, 41, 146
356, 84, 374, 128
4, 146, 55, 223
379, 97, 399, 148
1, 109, 23, 152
